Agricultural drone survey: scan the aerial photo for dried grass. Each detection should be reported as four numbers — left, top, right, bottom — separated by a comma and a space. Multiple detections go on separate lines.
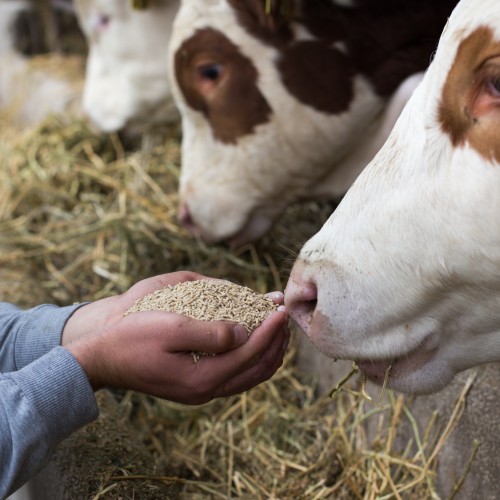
116, 348, 476, 499
0, 114, 474, 498
0, 115, 325, 305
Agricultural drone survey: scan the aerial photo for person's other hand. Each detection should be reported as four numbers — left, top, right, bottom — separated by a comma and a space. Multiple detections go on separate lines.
62, 272, 290, 404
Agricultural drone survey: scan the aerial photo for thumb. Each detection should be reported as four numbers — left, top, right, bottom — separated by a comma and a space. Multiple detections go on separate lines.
168, 317, 249, 354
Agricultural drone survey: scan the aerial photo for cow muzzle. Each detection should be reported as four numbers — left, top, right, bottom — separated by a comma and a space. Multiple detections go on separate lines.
178, 200, 278, 247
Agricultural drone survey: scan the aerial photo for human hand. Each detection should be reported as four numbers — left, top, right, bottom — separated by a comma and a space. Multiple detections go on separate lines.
62, 272, 290, 404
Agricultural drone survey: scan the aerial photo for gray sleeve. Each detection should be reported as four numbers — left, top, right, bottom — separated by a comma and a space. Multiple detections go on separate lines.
0, 303, 98, 497
0, 302, 87, 372
0, 347, 99, 498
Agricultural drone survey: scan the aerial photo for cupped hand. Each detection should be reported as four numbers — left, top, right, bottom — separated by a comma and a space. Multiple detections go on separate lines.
62, 272, 290, 404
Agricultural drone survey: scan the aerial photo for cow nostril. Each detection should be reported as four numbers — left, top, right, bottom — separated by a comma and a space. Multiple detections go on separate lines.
292, 293, 317, 316
178, 203, 196, 231
285, 281, 318, 316
295, 297, 317, 315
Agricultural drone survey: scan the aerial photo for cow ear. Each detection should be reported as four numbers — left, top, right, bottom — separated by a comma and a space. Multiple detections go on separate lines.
228, 0, 294, 43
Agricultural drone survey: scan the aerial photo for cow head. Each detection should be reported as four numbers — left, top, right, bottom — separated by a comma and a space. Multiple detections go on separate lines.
285, 0, 500, 395
169, 0, 455, 245
75, 0, 179, 132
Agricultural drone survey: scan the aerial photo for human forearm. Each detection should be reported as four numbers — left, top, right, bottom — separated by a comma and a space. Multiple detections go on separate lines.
0, 347, 98, 498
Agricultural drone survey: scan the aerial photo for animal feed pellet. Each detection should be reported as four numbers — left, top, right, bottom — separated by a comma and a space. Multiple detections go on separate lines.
125, 279, 277, 361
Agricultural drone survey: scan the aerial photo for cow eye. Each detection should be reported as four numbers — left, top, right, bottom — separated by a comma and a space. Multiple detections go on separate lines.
90, 14, 110, 34
97, 15, 110, 29
198, 64, 222, 82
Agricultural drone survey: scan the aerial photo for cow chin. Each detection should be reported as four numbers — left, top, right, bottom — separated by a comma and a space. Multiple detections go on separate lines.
206, 211, 275, 247
303, 308, 455, 395
355, 347, 456, 396
227, 212, 275, 247
188, 212, 274, 247
181, 191, 282, 246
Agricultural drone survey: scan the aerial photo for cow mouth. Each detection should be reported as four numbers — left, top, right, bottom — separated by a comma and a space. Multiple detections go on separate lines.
354, 338, 437, 386
356, 358, 394, 382
227, 212, 275, 248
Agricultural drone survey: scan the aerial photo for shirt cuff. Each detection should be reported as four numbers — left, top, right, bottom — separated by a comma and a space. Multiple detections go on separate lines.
15, 346, 98, 438
14, 303, 88, 370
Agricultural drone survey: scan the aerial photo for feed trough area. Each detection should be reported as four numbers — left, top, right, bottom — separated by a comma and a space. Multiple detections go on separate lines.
0, 112, 474, 498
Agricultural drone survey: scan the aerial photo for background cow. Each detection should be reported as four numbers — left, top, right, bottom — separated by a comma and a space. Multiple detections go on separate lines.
74, 0, 180, 133
285, 0, 500, 396
169, 0, 457, 246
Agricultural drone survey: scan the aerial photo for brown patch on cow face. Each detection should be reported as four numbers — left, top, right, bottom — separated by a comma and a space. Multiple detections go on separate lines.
227, 0, 294, 46
174, 28, 272, 144
228, 0, 456, 114
277, 41, 355, 114
439, 27, 500, 164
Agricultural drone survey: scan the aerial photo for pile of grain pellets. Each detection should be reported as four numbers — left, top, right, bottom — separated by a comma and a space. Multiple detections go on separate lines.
125, 280, 277, 332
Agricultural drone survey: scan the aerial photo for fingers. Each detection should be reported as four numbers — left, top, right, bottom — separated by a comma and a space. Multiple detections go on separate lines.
101, 307, 290, 404
265, 291, 285, 306
195, 310, 290, 389
213, 321, 290, 398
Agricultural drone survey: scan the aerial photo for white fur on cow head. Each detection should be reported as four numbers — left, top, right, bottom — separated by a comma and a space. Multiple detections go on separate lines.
75, 0, 179, 132
285, 0, 500, 395
168, 0, 386, 245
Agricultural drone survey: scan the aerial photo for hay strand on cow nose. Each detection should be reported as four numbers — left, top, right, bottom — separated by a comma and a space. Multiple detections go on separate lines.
125, 279, 277, 361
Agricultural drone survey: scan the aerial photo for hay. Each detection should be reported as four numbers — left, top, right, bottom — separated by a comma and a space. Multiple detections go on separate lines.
114, 347, 477, 499
0, 114, 473, 498
0, 115, 321, 305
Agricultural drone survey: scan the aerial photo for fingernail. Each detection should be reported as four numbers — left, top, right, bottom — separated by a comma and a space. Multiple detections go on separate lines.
266, 291, 284, 302
233, 325, 248, 344
277, 305, 287, 313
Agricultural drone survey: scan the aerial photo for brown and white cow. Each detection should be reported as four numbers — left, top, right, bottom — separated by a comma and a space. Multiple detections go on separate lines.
285, 0, 500, 395
169, 0, 456, 245
75, 0, 179, 133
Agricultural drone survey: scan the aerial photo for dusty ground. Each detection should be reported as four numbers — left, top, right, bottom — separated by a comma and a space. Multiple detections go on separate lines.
29, 391, 180, 499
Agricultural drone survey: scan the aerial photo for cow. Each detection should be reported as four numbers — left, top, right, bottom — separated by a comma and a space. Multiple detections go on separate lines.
0, 0, 84, 128
74, 0, 180, 133
168, 0, 457, 246
285, 0, 500, 396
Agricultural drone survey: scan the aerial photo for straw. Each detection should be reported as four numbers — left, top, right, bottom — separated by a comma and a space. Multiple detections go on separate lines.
0, 114, 476, 498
